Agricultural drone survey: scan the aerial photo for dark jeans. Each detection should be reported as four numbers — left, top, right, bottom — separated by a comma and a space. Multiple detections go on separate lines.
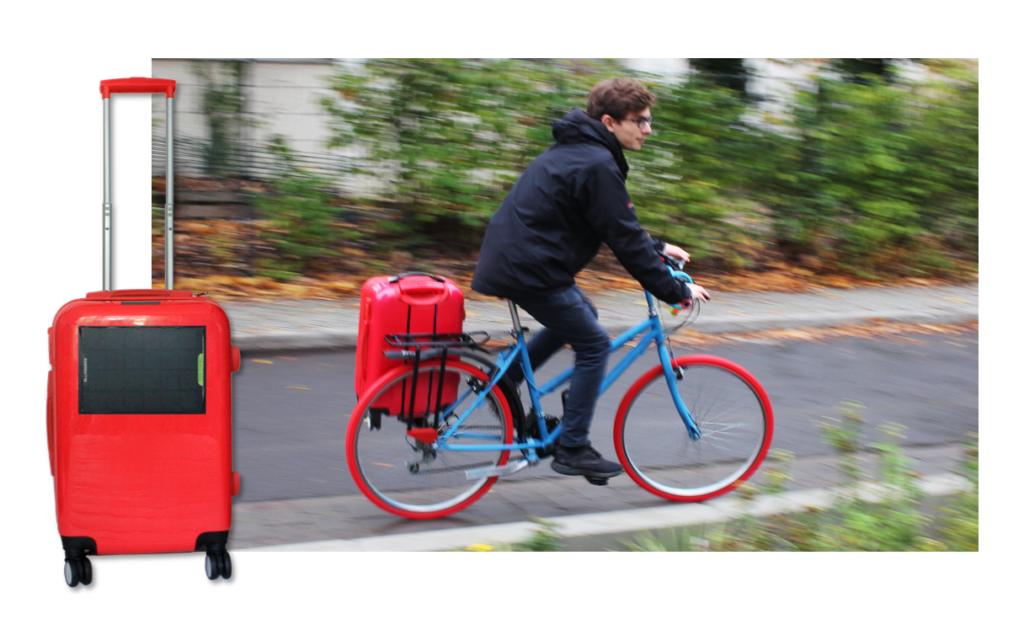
505, 285, 611, 448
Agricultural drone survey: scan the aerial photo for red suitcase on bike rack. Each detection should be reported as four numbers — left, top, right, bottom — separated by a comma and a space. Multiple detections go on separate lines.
47, 78, 241, 587
355, 273, 465, 416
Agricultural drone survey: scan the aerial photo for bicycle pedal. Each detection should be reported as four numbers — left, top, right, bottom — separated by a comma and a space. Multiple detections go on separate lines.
584, 476, 610, 486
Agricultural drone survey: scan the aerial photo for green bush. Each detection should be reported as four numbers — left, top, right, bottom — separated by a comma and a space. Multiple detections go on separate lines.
625, 406, 977, 552
755, 65, 978, 275
309, 60, 977, 277
255, 139, 345, 279
937, 434, 979, 551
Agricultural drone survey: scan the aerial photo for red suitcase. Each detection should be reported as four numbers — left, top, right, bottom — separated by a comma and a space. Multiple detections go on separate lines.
47, 78, 241, 587
355, 273, 465, 416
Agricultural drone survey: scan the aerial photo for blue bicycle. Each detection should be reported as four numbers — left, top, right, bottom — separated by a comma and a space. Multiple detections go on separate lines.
347, 260, 774, 519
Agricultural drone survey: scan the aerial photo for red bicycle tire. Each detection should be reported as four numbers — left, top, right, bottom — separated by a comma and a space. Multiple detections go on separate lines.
613, 354, 774, 502
346, 360, 514, 520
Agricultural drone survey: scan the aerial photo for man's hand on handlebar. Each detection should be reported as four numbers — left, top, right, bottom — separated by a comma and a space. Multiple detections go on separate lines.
688, 283, 710, 303
660, 243, 710, 304
662, 243, 689, 263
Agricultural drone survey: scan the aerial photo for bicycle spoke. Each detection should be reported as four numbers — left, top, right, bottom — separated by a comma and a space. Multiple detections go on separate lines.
349, 362, 514, 517
616, 357, 772, 501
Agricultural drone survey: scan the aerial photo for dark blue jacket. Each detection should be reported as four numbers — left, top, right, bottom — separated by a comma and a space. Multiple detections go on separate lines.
471, 108, 689, 304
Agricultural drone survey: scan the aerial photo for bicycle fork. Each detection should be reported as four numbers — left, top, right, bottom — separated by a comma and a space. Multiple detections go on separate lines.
651, 293, 702, 442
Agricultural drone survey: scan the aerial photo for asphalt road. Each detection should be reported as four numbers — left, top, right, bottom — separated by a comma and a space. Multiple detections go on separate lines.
232, 330, 978, 503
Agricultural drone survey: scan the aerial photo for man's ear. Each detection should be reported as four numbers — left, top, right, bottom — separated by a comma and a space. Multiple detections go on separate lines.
600, 114, 616, 131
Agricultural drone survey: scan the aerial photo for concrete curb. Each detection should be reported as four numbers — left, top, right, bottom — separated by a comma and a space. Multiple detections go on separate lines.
231, 308, 978, 353
241, 472, 971, 552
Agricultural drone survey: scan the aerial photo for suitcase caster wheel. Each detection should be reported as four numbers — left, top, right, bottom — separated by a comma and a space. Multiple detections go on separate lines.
206, 551, 231, 580
219, 551, 232, 580
205, 553, 220, 580
585, 476, 609, 486
81, 557, 93, 586
64, 557, 91, 587
64, 559, 79, 587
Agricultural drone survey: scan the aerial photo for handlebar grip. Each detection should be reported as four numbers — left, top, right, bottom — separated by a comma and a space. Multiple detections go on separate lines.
100, 77, 176, 99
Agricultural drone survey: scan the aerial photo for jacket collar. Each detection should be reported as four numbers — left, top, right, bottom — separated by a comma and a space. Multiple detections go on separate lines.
552, 107, 629, 178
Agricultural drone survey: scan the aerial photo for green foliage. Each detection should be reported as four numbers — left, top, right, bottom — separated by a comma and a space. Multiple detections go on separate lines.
624, 526, 716, 552
466, 517, 564, 552
624, 406, 977, 553
816, 401, 868, 483
824, 421, 931, 551
320, 59, 622, 247
755, 62, 978, 274
937, 434, 979, 551
512, 518, 563, 552
630, 76, 769, 269
255, 138, 344, 278
316, 59, 975, 277
193, 61, 246, 178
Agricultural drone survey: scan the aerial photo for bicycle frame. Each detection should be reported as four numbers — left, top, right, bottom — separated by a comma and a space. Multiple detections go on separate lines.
434, 275, 701, 456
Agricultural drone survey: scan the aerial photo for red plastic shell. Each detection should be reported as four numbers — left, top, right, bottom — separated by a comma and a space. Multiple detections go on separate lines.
48, 292, 237, 555
100, 77, 176, 99
406, 427, 439, 445
355, 276, 466, 415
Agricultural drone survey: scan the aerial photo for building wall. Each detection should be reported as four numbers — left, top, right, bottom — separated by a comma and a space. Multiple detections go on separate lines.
152, 58, 350, 178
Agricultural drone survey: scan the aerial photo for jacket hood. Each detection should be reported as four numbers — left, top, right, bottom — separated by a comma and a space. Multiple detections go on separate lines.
551, 107, 629, 178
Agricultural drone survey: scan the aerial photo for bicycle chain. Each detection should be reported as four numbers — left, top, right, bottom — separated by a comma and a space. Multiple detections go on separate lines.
409, 460, 502, 476
409, 424, 507, 476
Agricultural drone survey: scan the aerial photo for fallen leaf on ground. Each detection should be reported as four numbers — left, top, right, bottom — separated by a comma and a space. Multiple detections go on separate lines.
155, 221, 975, 301
670, 319, 977, 347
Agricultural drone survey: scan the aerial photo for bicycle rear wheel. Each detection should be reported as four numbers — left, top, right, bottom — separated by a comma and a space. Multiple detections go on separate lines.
614, 355, 773, 502
347, 360, 514, 519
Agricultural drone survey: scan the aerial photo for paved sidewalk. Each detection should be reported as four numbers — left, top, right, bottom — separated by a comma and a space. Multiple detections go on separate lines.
220, 281, 977, 551
244, 472, 972, 552
222, 282, 978, 353
229, 442, 972, 551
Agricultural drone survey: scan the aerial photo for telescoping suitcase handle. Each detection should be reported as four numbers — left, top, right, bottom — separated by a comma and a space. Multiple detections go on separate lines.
100, 77, 176, 291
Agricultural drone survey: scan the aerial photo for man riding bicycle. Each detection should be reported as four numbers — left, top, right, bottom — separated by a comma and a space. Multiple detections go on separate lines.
471, 78, 711, 482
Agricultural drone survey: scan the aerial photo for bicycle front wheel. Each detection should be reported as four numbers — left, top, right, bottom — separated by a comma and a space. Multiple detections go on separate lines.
614, 355, 773, 502
347, 360, 514, 519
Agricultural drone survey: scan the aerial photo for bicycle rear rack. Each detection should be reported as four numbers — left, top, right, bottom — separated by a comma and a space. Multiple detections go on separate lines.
380, 332, 492, 433
384, 331, 490, 350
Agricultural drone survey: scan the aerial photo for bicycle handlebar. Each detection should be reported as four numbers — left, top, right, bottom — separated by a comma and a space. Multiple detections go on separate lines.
661, 254, 684, 271
660, 255, 691, 283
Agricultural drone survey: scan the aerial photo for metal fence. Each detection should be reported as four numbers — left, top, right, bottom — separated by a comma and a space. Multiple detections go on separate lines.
152, 134, 353, 184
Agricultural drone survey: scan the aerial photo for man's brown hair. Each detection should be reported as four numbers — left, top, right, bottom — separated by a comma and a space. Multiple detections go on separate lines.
586, 78, 657, 121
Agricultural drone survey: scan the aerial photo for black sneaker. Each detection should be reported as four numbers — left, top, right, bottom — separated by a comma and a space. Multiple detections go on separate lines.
551, 444, 623, 479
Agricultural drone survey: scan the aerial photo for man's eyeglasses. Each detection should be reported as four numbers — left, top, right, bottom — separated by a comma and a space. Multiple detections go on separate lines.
623, 116, 653, 129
